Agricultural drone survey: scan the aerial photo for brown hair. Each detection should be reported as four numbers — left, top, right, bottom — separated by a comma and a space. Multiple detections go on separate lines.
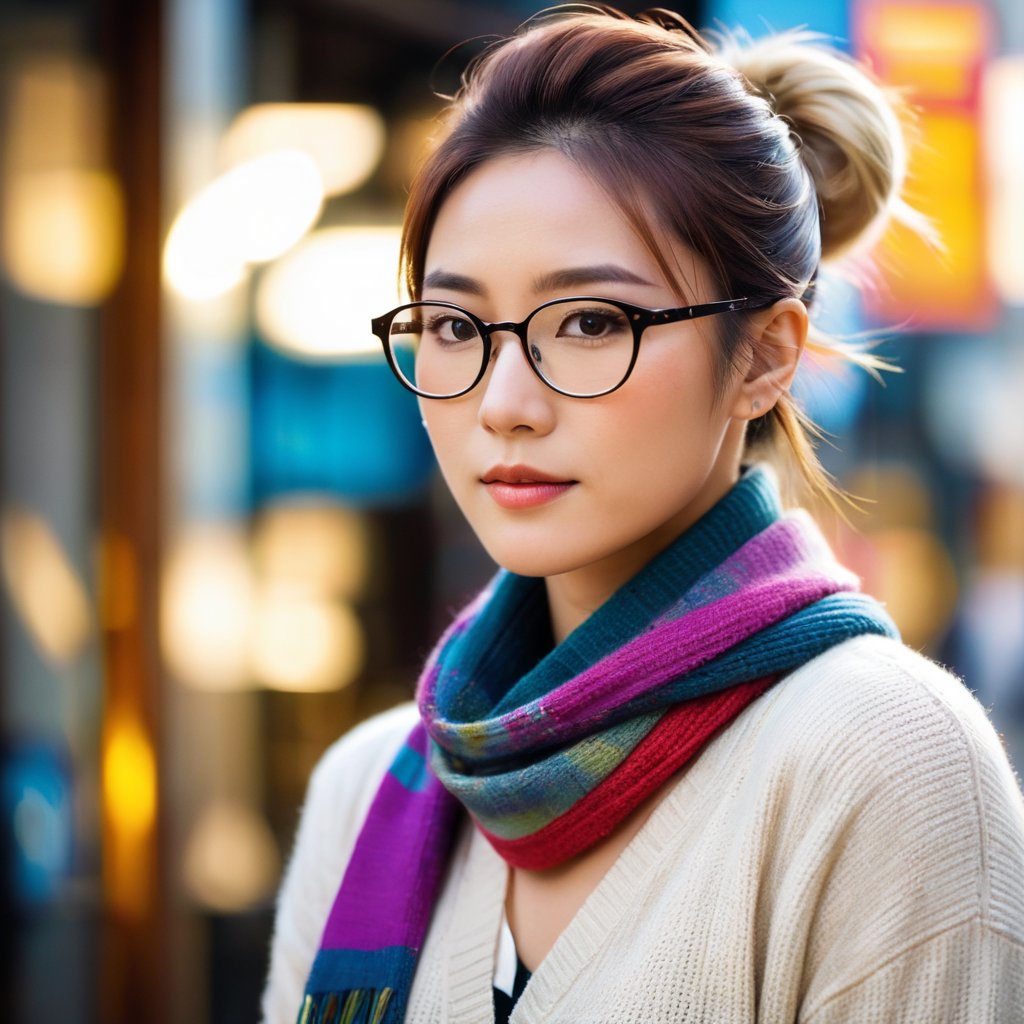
400, 6, 917, 506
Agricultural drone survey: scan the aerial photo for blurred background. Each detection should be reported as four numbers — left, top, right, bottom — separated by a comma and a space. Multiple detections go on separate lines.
0, 0, 1021, 1020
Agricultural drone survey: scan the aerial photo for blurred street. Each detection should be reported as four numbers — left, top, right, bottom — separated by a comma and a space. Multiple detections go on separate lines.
1, 0, 1022, 1020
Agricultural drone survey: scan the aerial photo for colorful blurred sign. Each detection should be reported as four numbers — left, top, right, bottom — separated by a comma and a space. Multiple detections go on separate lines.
709, 0, 851, 49
249, 343, 435, 507
856, 0, 996, 330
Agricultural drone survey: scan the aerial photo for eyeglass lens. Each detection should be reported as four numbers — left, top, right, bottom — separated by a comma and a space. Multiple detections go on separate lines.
387, 300, 635, 397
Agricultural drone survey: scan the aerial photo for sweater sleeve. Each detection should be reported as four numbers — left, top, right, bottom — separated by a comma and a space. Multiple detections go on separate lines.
804, 918, 1024, 1023
260, 703, 419, 1024
786, 638, 1024, 1023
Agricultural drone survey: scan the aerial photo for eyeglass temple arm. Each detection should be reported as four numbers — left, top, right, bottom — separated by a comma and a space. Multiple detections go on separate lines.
643, 297, 778, 327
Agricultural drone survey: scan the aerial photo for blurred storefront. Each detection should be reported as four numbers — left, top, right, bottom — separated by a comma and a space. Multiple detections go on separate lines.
0, 0, 1021, 1021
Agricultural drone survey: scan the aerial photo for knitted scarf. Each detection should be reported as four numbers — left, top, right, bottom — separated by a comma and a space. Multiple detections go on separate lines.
298, 467, 898, 1024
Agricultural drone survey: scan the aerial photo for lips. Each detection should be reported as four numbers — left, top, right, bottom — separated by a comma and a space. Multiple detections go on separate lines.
481, 464, 571, 485
481, 464, 576, 509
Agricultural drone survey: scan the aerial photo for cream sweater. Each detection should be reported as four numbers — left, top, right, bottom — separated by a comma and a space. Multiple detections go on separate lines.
262, 635, 1024, 1022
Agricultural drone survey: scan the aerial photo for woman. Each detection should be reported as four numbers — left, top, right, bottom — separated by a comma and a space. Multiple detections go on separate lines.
262, 8, 1024, 1022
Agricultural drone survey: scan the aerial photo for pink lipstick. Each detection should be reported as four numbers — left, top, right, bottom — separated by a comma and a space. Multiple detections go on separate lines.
481, 465, 576, 509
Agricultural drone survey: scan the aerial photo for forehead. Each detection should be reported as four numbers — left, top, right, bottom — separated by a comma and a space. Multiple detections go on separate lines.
424, 150, 706, 300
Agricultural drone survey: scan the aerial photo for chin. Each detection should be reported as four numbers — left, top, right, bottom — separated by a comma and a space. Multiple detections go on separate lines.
485, 551, 573, 579
480, 527, 635, 580
478, 538, 590, 579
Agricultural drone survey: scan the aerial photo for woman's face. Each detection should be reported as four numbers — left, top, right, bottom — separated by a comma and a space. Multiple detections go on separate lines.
420, 149, 754, 607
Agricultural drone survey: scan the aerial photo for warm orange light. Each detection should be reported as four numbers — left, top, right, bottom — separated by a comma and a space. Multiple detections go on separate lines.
4, 55, 107, 170
250, 589, 365, 692
871, 527, 959, 650
866, 3, 989, 100
857, 0, 995, 329
102, 714, 157, 915
3, 168, 125, 305
872, 112, 988, 325
103, 717, 157, 839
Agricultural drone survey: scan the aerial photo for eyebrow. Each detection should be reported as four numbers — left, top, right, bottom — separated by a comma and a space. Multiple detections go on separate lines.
422, 270, 485, 295
533, 264, 655, 292
422, 263, 655, 296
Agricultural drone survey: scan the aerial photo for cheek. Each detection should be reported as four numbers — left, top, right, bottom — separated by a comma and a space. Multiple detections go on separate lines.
420, 401, 474, 486
598, 396, 717, 509
586, 359, 737, 531
605, 351, 723, 467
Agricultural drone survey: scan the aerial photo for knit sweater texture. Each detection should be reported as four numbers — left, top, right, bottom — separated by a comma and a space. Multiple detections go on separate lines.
262, 633, 1024, 1023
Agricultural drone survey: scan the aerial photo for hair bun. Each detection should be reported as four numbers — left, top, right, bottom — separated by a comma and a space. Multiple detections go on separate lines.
718, 31, 916, 262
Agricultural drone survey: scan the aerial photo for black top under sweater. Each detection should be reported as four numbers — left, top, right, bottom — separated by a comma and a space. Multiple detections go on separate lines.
493, 956, 532, 1023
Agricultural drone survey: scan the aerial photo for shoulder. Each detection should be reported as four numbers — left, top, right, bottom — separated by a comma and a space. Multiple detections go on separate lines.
762, 632, 1018, 780
305, 701, 421, 834
754, 635, 1024, 1017
744, 633, 1024, 934
312, 700, 420, 781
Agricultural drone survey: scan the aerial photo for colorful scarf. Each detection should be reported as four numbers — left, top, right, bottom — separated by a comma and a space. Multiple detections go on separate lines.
298, 467, 898, 1023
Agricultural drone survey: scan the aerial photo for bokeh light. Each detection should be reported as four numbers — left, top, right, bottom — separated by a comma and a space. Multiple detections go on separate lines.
102, 717, 157, 841
869, 527, 959, 650
249, 588, 365, 692
252, 501, 370, 600
161, 525, 254, 691
3, 169, 125, 305
163, 151, 324, 301
183, 800, 280, 912
220, 103, 385, 196
161, 513, 370, 692
102, 712, 158, 917
0, 509, 92, 664
3, 746, 72, 905
250, 500, 369, 694
833, 464, 960, 650
1, 54, 124, 304
857, 0, 995, 329
253, 225, 402, 358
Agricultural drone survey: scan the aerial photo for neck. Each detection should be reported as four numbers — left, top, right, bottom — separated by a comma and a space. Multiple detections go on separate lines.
544, 455, 742, 644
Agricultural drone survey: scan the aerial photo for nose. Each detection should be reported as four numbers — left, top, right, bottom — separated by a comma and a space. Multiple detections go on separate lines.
476, 331, 556, 436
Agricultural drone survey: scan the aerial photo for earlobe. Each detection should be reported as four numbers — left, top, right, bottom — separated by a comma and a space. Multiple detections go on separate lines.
731, 298, 808, 420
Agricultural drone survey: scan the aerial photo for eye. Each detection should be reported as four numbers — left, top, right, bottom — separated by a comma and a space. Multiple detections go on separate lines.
556, 308, 627, 340
426, 313, 479, 344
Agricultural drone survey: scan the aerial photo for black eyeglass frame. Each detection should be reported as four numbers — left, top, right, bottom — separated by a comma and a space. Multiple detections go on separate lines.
371, 294, 777, 400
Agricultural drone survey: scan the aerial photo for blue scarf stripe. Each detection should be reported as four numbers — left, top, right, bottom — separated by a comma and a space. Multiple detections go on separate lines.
389, 742, 432, 793
307, 947, 416, 994
302, 949, 414, 1024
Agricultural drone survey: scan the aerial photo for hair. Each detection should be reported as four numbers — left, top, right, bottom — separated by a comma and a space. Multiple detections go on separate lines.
400, 5, 921, 508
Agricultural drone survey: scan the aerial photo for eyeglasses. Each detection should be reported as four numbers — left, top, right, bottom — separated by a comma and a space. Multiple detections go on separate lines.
371, 295, 774, 400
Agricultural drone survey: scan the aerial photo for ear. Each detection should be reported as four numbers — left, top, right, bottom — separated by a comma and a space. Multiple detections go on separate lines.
729, 298, 808, 421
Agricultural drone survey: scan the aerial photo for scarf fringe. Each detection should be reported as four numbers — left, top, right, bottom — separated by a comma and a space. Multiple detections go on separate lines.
297, 988, 394, 1024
